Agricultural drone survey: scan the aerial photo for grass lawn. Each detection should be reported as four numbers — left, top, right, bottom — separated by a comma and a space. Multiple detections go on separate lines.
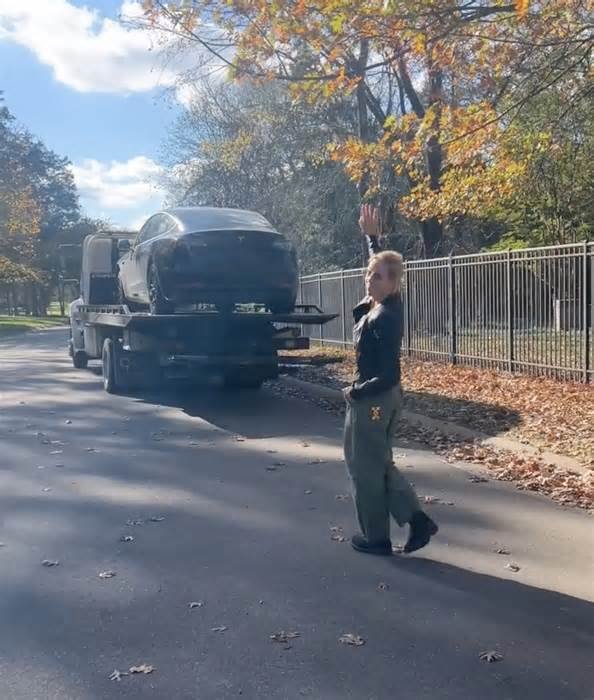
0, 315, 68, 337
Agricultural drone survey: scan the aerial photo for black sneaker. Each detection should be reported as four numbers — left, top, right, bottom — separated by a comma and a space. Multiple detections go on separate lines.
351, 533, 392, 556
403, 512, 439, 554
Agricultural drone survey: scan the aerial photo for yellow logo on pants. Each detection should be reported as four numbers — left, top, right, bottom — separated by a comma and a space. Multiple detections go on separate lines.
371, 406, 382, 421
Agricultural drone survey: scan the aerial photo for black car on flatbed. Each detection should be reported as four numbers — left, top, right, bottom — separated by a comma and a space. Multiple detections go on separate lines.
117, 207, 299, 315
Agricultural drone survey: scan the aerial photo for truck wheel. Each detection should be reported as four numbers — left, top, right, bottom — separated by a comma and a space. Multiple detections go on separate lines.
148, 263, 174, 315
72, 351, 88, 369
224, 372, 264, 390
102, 338, 127, 394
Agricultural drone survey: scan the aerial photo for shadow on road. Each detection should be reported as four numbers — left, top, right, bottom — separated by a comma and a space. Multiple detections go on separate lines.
1, 330, 592, 698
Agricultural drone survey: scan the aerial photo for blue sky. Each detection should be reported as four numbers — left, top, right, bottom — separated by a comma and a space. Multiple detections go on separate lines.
0, 0, 195, 230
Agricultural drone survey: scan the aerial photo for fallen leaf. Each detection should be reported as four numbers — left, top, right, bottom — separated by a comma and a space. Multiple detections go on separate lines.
109, 669, 128, 681
189, 601, 204, 609
335, 494, 350, 501
42, 559, 59, 567
330, 526, 346, 542
99, 570, 116, 579
377, 582, 389, 592
300, 441, 310, 447
120, 535, 134, 543
85, 447, 98, 453
65, 420, 72, 425
211, 626, 228, 632
270, 631, 300, 643
494, 547, 510, 555
42, 487, 52, 493
126, 519, 144, 526
266, 465, 279, 471
505, 563, 521, 573
423, 495, 441, 504
50, 450, 63, 455
479, 650, 503, 663
129, 664, 154, 674
149, 515, 165, 522
304, 489, 313, 495
468, 475, 489, 483
339, 633, 365, 646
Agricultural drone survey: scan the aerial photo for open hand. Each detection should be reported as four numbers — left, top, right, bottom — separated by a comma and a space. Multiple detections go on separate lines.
359, 203, 382, 238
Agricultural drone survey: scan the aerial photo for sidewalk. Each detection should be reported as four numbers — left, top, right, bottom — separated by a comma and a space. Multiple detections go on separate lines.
277, 353, 594, 511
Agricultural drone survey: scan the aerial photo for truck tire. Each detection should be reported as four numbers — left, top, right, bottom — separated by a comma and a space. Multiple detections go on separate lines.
72, 350, 88, 369
224, 368, 267, 390
102, 338, 127, 394
148, 263, 174, 315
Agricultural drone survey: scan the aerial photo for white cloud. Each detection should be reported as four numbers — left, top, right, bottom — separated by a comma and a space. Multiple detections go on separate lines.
0, 0, 181, 94
69, 156, 165, 227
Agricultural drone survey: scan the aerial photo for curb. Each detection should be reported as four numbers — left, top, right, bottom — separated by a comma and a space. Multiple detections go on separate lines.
278, 375, 589, 476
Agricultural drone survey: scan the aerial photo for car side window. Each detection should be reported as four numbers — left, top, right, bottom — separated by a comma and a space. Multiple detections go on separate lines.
136, 215, 173, 246
136, 217, 157, 246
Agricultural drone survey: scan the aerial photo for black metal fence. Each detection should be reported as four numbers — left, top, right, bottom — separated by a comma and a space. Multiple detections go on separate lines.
298, 242, 594, 382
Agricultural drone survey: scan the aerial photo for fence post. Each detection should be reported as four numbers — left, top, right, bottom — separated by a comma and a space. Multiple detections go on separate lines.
583, 240, 591, 383
340, 270, 347, 347
506, 250, 514, 372
318, 273, 324, 347
299, 277, 304, 339
405, 266, 412, 357
448, 255, 457, 364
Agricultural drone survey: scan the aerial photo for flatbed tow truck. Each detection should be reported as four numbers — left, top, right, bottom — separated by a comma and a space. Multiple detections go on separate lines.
68, 232, 335, 394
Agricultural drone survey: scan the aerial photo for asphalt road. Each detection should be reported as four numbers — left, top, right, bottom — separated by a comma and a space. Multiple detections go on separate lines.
0, 329, 592, 700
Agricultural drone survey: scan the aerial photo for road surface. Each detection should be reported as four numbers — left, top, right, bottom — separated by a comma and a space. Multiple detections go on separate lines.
0, 329, 592, 700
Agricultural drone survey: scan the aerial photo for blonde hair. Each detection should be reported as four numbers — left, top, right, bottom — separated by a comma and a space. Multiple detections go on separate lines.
368, 251, 404, 294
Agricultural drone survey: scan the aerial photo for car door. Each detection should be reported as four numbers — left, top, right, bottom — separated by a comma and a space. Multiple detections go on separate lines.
123, 217, 157, 301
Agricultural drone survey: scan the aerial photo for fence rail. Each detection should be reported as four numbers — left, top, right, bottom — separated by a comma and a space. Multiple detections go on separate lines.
298, 241, 594, 382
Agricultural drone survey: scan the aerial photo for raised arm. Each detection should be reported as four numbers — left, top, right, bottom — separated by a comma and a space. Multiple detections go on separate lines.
359, 203, 384, 261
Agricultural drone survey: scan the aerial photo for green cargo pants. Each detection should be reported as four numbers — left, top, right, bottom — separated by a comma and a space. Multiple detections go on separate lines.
344, 385, 420, 543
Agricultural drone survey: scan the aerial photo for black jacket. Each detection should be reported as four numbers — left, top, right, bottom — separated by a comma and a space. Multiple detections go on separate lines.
350, 236, 403, 400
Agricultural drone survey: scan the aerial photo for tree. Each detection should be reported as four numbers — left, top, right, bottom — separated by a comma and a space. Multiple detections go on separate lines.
161, 81, 361, 271
0, 94, 89, 314
0, 98, 41, 266
140, 0, 592, 256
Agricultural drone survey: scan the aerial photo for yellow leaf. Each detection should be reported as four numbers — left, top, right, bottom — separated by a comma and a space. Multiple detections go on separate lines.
515, 0, 529, 18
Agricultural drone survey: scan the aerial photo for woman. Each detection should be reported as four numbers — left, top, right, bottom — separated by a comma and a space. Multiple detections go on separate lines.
343, 204, 438, 556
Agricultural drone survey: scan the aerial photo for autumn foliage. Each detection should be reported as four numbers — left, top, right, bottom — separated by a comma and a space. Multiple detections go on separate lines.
141, 0, 592, 255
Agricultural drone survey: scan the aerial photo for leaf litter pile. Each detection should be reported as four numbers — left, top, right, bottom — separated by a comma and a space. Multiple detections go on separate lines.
281, 351, 593, 509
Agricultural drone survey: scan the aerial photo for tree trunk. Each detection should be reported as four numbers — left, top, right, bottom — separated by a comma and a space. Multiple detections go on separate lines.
421, 218, 443, 258
422, 62, 444, 258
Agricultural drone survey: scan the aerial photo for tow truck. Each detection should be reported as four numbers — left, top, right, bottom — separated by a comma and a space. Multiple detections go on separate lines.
68, 231, 335, 394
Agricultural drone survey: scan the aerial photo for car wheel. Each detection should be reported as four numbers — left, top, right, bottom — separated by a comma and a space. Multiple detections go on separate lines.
148, 263, 174, 315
